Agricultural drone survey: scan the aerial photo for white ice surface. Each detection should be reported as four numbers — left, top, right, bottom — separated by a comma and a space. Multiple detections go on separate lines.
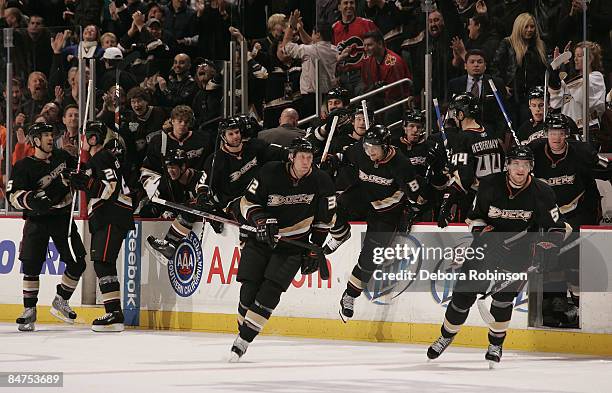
0, 323, 611, 393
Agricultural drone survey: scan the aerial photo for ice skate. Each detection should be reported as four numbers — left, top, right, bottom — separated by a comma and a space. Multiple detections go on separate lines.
339, 290, 355, 323
16, 307, 37, 332
92, 310, 125, 332
427, 335, 454, 360
146, 235, 176, 265
228, 336, 249, 363
485, 344, 503, 368
50, 294, 77, 324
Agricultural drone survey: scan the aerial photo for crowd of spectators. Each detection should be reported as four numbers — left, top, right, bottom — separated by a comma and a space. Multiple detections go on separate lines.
0, 0, 610, 201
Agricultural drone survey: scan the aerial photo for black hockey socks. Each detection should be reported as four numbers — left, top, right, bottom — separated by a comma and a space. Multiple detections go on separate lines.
94, 261, 122, 313
238, 280, 283, 343
23, 275, 40, 308
165, 215, 193, 245
487, 296, 513, 346
56, 258, 86, 301
442, 293, 475, 338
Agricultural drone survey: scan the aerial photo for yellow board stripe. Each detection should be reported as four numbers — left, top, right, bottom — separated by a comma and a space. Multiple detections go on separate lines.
0, 304, 610, 356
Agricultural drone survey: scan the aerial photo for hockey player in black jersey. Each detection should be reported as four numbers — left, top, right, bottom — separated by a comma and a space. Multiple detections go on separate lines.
330, 124, 427, 322
517, 86, 547, 145
69, 121, 135, 332
393, 110, 449, 221
427, 146, 571, 365
145, 149, 211, 263
140, 105, 210, 203
531, 113, 612, 327
229, 138, 336, 361
7, 123, 88, 331
306, 87, 354, 153
204, 115, 288, 219
438, 93, 509, 228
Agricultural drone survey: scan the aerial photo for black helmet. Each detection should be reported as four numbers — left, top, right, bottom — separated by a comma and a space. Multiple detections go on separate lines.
448, 93, 480, 119
326, 87, 349, 106
27, 122, 54, 140
506, 145, 534, 162
218, 115, 243, 140
238, 114, 262, 139
84, 121, 107, 145
289, 137, 315, 154
164, 148, 188, 166
528, 86, 545, 101
545, 113, 571, 135
363, 124, 391, 146
403, 109, 425, 126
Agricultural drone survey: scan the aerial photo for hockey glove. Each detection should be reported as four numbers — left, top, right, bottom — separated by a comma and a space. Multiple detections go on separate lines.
195, 192, 215, 213
326, 108, 352, 130
398, 205, 418, 233
69, 170, 92, 191
207, 219, 224, 234
437, 191, 457, 228
301, 250, 324, 275
427, 142, 447, 174
26, 190, 53, 211
255, 218, 279, 248
549, 68, 562, 90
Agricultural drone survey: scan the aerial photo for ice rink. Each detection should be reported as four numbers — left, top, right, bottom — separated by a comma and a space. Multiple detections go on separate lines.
1, 323, 611, 393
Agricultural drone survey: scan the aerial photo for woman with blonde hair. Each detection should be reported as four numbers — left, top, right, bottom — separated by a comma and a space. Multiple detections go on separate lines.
549, 41, 607, 147
492, 13, 548, 126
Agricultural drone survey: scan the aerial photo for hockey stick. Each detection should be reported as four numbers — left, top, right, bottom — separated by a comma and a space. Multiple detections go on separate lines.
150, 196, 324, 254
320, 115, 338, 163
361, 100, 370, 129
487, 79, 520, 146
67, 79, 94, 262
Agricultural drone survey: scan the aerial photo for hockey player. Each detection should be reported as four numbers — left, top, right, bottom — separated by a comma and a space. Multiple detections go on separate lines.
427, 146, 571, 365
332, 124, 427, 321
229, 138, 336, 361
69, 121, 135, 332
531, 113, 611, 327
145, 148, 211, 262
517, 86, 547, 145
306, 87, 353, 154
7, 122, 88, 331
393, 110, 448, 221
140, 105, 210, 257
437, 93, 509, 228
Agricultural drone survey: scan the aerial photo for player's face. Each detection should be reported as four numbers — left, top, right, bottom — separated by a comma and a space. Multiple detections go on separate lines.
171, 116, 190, 136
547, 129, 567, 151
363, 142, 384, 161
327, 98, 344, 112
353, 114, 367, 135
507, 159, 531, 185
224, 128, 242, 148
37, 131, 54, 153
291, 151, 313, 176
404, 123, 422, 143
167, 164, 184, 180
529, 98, 544, 122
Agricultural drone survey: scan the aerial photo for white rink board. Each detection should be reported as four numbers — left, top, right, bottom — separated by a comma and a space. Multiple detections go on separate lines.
135, 222, 529, 329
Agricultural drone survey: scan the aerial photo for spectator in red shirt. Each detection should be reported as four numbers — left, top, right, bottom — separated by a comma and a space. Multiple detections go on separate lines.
359, 30, 411, 124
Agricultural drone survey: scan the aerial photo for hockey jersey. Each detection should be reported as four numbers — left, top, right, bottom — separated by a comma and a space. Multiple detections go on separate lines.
333, 17, 378, 72
8, 149, 76, 218
204, 138, 288, 211
82, 149, 134, 232
240, 162, 336, 248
